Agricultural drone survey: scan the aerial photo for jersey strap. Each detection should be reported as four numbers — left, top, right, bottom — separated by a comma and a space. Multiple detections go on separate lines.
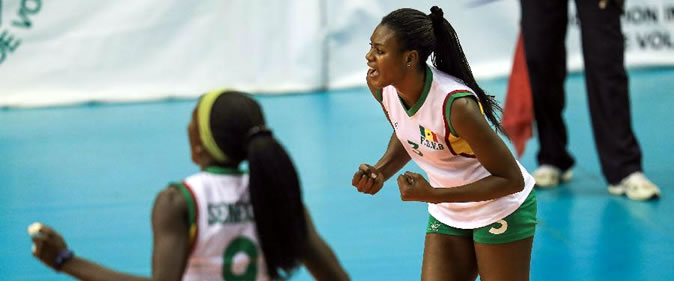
170, 181, 198, 252
442, 90, 483, 158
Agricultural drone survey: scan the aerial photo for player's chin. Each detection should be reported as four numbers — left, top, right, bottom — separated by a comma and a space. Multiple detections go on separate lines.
368, 77, 387, 89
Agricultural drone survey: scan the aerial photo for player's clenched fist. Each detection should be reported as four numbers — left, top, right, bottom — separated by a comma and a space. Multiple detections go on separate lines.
352, 163, 385, 195
28, 223, 72, 271
397, 171, 435, 203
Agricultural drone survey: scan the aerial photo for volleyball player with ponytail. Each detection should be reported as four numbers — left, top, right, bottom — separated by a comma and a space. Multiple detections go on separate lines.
31, 90, 350, 281
353, 7, 536, 280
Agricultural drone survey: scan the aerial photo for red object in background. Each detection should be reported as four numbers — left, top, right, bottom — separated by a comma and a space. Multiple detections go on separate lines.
502, 33, 534, 158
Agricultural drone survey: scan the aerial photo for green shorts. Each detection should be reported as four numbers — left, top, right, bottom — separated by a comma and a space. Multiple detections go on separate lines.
426, 190, 537, 244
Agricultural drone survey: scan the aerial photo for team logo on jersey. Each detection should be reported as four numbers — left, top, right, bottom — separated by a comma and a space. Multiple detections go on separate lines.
407, 140, 423, 157
419, 125, 444, 150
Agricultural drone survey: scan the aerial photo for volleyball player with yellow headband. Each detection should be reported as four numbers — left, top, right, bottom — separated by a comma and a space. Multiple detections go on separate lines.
29, 90, 350, 281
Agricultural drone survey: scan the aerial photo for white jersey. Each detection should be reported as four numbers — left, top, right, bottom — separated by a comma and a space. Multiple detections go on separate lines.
377, 66, 535, 229
175, 166, 269, 281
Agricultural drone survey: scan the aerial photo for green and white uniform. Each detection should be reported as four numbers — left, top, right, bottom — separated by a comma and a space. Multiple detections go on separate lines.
376, 66, 536, 230
174, 166, 269, 281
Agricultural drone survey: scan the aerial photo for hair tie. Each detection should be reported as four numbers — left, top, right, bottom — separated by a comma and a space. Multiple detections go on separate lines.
429, 6, 444, 23
246, 125, 272, 143
430, 6, 443, 17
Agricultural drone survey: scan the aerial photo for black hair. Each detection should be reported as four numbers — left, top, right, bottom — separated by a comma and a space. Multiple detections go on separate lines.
380, 6, 504, 133
209, 91, 307, 280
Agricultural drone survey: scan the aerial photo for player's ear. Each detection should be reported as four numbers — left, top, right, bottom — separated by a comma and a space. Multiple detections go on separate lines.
403, 50, 419, 68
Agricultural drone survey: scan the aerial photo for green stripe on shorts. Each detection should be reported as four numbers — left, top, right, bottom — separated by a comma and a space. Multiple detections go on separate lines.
426, 190, 537, 244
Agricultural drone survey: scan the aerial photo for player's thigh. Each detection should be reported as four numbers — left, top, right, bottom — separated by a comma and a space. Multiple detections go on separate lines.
422, 233, 478, 281
474, 237, 533, 281
473, 191, 536, 281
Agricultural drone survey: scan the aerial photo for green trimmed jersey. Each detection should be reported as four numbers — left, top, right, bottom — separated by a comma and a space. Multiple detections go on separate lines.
377, 65, 535, 229
174, 167, 269, 281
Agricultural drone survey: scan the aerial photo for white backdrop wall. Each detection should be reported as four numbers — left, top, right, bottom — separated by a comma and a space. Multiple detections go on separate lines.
1, 0, 673, 107
324, 0, 523, 89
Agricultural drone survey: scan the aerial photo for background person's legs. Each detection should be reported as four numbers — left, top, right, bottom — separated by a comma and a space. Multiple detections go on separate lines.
520, 0, 575, 174
575, 0, 660, 200
575, 0, 641, 184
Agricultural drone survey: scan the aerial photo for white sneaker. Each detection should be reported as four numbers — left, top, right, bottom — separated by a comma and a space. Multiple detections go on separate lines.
533, 165, 573, 188
608, 172, 661, 201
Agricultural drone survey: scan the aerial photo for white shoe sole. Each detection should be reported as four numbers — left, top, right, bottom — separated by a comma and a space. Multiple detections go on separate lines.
608, 172, 661, 201
534, 168, 572, 189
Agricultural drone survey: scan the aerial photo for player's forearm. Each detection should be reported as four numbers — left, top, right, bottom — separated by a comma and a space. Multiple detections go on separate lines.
429, 175, 525, 203
301, 208, 350, 281
61, 257, 151, 281
375, 133, 411, 181
302, 234, 350, 281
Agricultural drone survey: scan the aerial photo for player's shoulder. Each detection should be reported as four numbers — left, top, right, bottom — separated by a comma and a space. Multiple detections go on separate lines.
155, 184, 189, 213
433, 70, 473, 95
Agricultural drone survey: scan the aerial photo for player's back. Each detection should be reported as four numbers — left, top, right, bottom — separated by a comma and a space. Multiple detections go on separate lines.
176, 167, 269, 281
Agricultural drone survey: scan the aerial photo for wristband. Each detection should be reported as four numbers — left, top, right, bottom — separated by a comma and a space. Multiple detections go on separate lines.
54, 248, 74, 271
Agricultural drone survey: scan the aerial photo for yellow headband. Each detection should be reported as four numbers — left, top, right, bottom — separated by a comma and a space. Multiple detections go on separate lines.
197, 89, 227, 162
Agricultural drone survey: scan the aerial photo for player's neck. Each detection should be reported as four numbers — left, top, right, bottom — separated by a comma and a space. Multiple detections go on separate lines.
394, 68, 426, 108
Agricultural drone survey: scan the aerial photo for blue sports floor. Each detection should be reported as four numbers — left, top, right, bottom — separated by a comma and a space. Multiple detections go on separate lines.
1, 68, 673, 280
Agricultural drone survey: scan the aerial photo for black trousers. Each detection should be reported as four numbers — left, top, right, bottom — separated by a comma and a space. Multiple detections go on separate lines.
520, 0, 642, 184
